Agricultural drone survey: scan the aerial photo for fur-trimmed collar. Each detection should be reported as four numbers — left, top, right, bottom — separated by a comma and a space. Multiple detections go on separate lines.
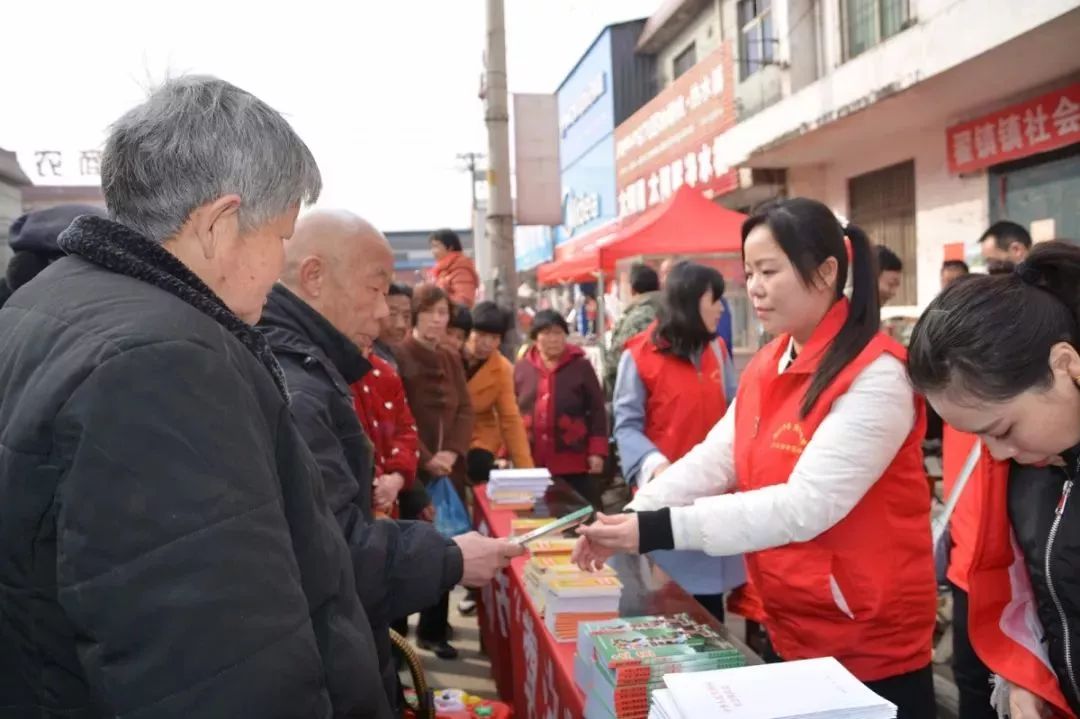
58, 215, 289, 401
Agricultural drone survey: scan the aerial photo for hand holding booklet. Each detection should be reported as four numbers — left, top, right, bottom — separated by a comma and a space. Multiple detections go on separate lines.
511, 505, 594, 546
649, 657, 897, 719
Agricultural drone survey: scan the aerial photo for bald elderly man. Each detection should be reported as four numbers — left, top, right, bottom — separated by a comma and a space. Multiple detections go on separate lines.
257, 210, 523, 709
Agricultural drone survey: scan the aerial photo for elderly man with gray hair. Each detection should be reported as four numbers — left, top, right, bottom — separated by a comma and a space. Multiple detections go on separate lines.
0, 76, 389, 718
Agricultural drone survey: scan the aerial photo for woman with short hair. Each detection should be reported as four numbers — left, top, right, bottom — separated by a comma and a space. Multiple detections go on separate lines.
392, 283, 474, 660
429, 229, 479, 308
514, 309, 608, 509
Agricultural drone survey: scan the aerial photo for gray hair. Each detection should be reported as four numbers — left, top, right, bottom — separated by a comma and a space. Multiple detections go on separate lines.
101, 75, 321, 243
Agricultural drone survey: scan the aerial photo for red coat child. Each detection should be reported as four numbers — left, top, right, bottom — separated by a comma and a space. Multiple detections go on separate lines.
351, 352, 420, 518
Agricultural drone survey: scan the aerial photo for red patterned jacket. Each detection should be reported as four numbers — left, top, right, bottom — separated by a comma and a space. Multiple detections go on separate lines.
351, 353, 419, 513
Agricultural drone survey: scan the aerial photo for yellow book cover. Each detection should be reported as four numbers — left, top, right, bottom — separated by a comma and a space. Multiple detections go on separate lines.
527, 538, 579, 555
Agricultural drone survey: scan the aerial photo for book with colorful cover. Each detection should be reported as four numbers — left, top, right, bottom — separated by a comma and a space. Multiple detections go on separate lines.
526, 537, 579, 555
544, 574, 623, 597
597, 653, 735, 687
575, 614, 703, 662
594, 626, 743, 669
510, 517, 551, 536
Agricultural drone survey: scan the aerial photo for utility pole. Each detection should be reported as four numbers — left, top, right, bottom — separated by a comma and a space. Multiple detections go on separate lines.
456, 151, 485, 210
483, 0, 516, 311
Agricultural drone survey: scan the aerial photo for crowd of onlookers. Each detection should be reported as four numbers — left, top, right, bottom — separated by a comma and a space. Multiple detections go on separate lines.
3, 72, 1078, 719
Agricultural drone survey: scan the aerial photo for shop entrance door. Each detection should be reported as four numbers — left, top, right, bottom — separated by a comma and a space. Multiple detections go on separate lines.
848, 159, 917, 305
990, 144, 1080, 243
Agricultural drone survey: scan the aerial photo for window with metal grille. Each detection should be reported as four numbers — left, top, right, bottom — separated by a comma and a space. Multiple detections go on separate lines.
738, 0, 775, 81
844, 0, 911, 60
673, 42, 697, 80
848, 160, 917, 306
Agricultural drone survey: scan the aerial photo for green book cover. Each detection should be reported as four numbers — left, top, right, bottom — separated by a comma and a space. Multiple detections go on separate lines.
594, 626, 742, 668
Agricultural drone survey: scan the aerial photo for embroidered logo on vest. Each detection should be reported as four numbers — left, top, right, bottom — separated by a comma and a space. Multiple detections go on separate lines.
770, 422, 808, 455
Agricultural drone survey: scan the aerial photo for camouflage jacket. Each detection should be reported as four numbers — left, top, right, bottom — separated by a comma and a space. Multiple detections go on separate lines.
603, 292, 661, 399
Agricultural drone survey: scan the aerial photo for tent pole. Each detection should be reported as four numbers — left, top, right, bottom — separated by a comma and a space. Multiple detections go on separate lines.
596, 270, 606, 372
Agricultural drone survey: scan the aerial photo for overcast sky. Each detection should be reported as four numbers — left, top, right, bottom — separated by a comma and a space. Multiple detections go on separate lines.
0, 0, 659, 231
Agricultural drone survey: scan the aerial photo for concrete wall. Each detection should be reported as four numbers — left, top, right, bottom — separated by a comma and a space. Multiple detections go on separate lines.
656, 3, 721, 89
712, 0, 1080, 166
787, 124, 988, 308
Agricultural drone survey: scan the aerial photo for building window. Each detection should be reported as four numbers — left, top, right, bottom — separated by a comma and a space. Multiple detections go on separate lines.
738, 0, 775, 81
673, 42, 697, 80
844, 0, 911, 60
848, 160, 917, 306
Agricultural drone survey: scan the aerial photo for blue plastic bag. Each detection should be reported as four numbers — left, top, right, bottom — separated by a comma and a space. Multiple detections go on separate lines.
429, 476, 471, 538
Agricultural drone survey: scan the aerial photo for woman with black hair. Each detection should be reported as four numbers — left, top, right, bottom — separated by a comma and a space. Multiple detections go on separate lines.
907, 241, 1080, 719
429, 229, 479, 308
611, 261, 744, 621
514, 309, 608, 508
575, 197, 936, 717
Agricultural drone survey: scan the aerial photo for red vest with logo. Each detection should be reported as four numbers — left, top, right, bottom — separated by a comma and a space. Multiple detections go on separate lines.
733, 300, 935, 681
968, 455, 1074, 716
625, 326, 728, 462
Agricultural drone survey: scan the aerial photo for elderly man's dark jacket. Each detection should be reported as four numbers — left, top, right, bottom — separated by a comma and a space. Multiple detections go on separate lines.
259, 284, 464, 707
0, 216, 389, 718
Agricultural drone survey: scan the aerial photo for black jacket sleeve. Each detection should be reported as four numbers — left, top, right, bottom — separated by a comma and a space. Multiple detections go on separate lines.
289, 387, 464, 626
52, 342, 340, 719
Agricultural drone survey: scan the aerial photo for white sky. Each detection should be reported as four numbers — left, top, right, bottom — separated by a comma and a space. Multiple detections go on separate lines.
0, 0, 659, 231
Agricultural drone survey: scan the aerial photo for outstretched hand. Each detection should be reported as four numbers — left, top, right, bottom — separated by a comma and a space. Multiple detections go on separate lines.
572, 512, 639, 571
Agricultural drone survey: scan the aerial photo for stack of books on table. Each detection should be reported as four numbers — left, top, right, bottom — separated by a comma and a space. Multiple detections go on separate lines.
648, 657, 896, 719
574, 614, 746, 719
488, 468, 552, 508
510, 517, 551, 538
541, 574, 623, 641
524, 556, 616, 612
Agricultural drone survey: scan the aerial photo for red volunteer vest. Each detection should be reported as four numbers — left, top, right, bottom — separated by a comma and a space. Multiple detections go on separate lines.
625, 327, 728, 462
733, 300, 935, 681
968, 455, 1074, 716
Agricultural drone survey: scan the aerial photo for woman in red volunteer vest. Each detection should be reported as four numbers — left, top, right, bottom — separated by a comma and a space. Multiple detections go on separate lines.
908, 241, 1080, 719
612, 261, 745, 622
575, 197, 936, 717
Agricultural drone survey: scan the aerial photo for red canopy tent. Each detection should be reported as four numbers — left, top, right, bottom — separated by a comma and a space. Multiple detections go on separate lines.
536, 186, 747, 285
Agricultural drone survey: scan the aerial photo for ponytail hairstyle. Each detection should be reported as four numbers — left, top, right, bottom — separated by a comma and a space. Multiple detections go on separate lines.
652, 261, 726, 363
908, 240, 1080, 402
741, 198, 880, 417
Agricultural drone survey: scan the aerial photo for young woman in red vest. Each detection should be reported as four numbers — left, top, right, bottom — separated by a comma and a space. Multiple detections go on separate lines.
575, 197, 936, 717
908, 241, 1080, 719
612, 261, 745, 622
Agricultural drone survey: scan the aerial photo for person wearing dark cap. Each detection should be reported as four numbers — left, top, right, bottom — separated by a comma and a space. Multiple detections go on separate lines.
514, 309, 608, 509
1, 204, 106, 307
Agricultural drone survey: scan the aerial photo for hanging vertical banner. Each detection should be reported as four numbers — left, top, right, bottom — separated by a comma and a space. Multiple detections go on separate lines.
512, 93, 562, 227
614, 43, 738, 220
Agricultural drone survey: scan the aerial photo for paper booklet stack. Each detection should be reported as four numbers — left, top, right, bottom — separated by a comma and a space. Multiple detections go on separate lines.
524, 555, 616, 613
648, 657, 897, 719
542, 574, 623, 641
575, 614, 746, 719
488, 468, 553, 508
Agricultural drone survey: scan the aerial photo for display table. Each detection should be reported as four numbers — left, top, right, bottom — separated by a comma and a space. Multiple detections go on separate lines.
473, 480, 759, 719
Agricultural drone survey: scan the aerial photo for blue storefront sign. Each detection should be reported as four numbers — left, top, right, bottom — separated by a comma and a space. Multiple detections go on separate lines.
554, 28, 618, 250
515, 225, 555, 271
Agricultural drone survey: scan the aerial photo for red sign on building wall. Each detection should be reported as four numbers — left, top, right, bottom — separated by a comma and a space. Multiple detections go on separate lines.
946, 82, 1080, 174
614, 44, 738, 219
